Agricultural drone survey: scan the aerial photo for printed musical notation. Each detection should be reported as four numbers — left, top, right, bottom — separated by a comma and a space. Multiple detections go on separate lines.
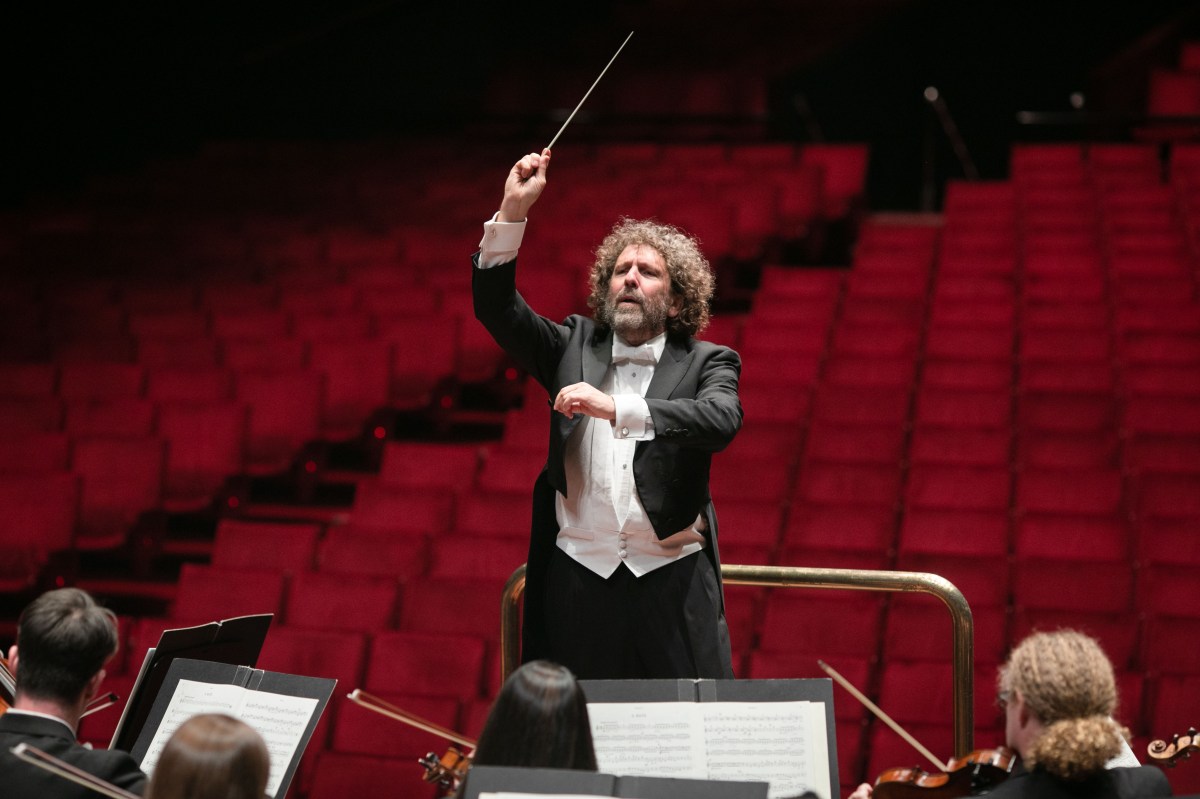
138, 678, 318, 797
588, 700, 830, 799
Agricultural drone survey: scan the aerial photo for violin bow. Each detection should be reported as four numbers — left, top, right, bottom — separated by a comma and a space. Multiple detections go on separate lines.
819, 659, 950, 773
347, 689, 476, 749
81, 691, 120, 719
545, 31, 634, 151
11, 743, 141, 799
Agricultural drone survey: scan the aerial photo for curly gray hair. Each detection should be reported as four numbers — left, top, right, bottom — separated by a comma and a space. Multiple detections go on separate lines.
586, 217, 714, 337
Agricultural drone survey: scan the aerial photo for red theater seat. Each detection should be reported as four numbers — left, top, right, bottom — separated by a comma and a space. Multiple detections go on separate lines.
758, 593, 884, 656
286, 571, 400, 632
315, 528, 429, 580
70, 436, 167, 550
171, 564, 287, 622
211, 518, 321, 573
235, 369, 324, 471
156, 400, 247, 509
364, 630, 487, 699
258, 627, 369, 697
379, 441, 482, 489
1, 432, 70, 472
347, 479, 455, 536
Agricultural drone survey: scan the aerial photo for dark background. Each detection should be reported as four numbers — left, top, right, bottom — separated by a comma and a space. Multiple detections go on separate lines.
5, 1, 1200, 210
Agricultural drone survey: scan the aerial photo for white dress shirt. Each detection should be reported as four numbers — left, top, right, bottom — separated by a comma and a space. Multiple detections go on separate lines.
478, 217, 705, 578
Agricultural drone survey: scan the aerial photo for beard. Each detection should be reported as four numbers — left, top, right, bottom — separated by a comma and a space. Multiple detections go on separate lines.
601, 288, 671, 341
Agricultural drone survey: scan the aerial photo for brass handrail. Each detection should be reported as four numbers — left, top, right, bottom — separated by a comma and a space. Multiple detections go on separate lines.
500, 562, 975, 757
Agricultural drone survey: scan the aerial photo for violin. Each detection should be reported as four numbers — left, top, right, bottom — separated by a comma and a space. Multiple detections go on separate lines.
1, 654, 16, 714
873, 747, 1017, 799
417, 745, 473, 792
347, 689, 477, 795
1148, 728, 1198, 767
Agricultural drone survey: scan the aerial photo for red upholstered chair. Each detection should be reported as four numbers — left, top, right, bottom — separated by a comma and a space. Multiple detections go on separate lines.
348, 479, 455, 536
145, 364, 234, 400
65, 398, 155, 437
285, 571, 400, 633
258, 626, 369, 699
758, 593, 884, 656
0, 472, 80, 583
156, 400, 247, 510
913, 388, 1011, 430
1, 432, 70, 472
0, 362, 57, 397
1147, 69, 1200, 117
70, 436, 167, 550
307, 339, 394, 438
0, 397, 65, 433
476, 447, 549, 494
364, 630, 487, 699
211, 518, 321, 573
379, 441, 482, 489
909, 427, 1010, 468
171, 564, 287, 622
453, 489, 531, 540
747, 651, 872, 722
58, 363, 145, 401
315, 528, 429, 581
429, 537, 529, 582
234, 368, 324, 472
399, 578, 508, 644
220, 336, 308, 371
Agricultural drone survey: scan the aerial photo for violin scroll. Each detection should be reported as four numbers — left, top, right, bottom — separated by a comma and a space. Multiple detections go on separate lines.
1148, 728, 1198, 767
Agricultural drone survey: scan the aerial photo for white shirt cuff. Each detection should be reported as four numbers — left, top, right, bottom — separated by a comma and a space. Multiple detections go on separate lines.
612, 395, 655, 440
478, 214, 527, 268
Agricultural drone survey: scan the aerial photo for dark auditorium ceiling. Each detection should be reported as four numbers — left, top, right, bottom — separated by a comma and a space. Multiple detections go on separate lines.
4, 1, 1199, 207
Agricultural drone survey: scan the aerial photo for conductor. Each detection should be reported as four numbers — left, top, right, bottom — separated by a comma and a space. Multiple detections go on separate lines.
473, 148, 743, 680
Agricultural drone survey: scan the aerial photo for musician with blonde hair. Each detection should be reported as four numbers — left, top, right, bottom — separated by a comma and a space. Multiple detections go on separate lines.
849, 629, 1170, 799
981, 629, 1170, 799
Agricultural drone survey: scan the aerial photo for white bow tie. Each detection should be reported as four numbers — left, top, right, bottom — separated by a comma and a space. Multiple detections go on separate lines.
612, 342, 657, 366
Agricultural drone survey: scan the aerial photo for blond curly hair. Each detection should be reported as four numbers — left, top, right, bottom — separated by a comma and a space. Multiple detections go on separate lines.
586, 217, 714, 337
1000, 629, 1126, 781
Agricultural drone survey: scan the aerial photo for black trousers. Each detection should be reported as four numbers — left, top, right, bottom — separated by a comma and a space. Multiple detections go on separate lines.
542, 546, 734, 680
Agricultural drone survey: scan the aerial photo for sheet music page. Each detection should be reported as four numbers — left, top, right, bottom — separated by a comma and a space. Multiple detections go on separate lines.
702, 700, 830, 799
134, 677, 318, 798
479, 794, 609, 799
588, 701, 708, 779
238, 689, 319, 797
138, 679, 244, 775
589, 700, 830, 799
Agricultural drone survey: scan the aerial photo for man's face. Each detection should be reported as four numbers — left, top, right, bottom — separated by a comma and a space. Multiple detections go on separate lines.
604, 243, 679, 342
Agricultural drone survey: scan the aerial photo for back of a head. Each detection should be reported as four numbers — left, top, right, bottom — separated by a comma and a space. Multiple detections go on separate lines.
472, 660, 598, 771
16, 587, 118, 705
1002, 629, 1123, 780
146, 713, 270, 799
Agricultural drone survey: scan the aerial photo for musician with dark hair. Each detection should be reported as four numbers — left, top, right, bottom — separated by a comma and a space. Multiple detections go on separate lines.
0, 587, 148, 797
470, 660, 598, 773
